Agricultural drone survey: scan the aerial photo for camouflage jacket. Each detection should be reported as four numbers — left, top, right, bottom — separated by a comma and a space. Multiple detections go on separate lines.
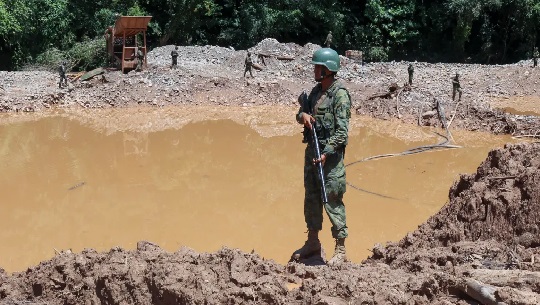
245, 55, 252, 67
297, 80, 351, 157
452, 76, 460, 88
325, 34, 333, 44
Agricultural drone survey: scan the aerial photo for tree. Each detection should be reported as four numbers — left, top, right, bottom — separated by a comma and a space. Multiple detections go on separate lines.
444, 0, 502, 61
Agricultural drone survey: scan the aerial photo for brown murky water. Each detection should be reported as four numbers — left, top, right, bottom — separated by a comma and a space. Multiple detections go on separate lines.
0, 106, 522, 272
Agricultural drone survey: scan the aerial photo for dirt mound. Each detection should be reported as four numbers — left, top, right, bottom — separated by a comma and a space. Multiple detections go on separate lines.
2, 143, 540, 304
373, 142, 540, 255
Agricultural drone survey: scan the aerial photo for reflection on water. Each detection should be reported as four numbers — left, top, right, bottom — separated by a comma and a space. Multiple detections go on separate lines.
0, 108, 520, 272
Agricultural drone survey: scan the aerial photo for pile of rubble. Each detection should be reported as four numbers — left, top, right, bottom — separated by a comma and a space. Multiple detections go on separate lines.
1, 39, 539, 137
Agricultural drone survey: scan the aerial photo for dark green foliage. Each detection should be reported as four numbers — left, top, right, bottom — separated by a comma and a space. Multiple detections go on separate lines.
1, 0, 540, 70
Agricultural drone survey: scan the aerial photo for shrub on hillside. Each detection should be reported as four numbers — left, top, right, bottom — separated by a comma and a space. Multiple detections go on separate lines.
26, 37, 107, 72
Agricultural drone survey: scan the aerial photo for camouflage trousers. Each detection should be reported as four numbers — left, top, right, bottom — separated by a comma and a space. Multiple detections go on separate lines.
58, 74, 67, 87
452, 86, 462, 101
303, 146, 348, 239
244, 65, 253, 77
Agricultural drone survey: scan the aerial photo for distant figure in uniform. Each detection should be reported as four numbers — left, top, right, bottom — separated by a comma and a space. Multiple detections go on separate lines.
244, 51, 253, 78
407, 63, 414, 85
257, 53, 267, 66
533, 47, 539, 68
171, 46, 179, 69
58, 61, 68, 88
324, 31, 333, 48
136, 47, 144, 71
452, 72, 462, 101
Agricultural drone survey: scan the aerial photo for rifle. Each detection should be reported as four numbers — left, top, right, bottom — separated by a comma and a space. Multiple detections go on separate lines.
300, 91, 329, 204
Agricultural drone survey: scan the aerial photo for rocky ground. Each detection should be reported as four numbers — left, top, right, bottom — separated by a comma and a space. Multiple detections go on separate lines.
2, 38, 540, 136
1, 39, 540, 304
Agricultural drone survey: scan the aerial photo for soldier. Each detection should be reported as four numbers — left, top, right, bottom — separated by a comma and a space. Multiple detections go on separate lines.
452, 72, 462, 101
171, 45, 179, 69
244, 51, 253, 78
324, 31, 333, 48
533, 47, 539, 68
58, 61, 67, 88
407, 63, 414, 85
257, 53, 267, 66
294, 48, 351, 265
135, 47, 144, 71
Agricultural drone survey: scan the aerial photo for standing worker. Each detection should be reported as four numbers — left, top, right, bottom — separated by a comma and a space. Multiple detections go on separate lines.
58, 61, 67, 88
452, 72, 462, 101
294, 48, 351, 265
407, 63, 414, 85
533, 47, 539, 68
257, 53, 267, 66
244, 51, 253, 78
171, 45, 179, 69
136, 47, 144, 71
324, 31, 333, 48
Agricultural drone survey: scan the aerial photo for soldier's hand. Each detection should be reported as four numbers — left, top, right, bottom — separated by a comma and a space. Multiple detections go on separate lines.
300, 113, 314, 129
313, 154, 326, 166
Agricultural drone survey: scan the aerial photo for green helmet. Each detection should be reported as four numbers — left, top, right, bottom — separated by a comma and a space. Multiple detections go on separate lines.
311, 48, 340, 72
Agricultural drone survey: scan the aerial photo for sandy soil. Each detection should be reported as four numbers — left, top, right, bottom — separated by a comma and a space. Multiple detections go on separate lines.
1, 39, 540, 304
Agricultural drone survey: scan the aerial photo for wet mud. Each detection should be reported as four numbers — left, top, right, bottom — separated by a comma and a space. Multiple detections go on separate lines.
0, 143, 539, 304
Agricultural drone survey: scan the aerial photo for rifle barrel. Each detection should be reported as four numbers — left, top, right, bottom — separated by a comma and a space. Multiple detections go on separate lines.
311, 123, 329, 203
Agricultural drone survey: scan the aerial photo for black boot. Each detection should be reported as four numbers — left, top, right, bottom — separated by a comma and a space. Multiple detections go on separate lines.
292, 230, 321, 261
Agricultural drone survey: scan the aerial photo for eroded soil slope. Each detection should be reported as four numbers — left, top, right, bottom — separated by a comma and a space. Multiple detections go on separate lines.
2, 142, 539, 305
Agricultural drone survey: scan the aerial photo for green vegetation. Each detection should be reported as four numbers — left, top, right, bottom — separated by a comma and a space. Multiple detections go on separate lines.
1, 0, 539, 70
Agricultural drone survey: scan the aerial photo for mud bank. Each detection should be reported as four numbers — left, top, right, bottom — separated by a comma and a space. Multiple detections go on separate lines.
1, 142, 539, 305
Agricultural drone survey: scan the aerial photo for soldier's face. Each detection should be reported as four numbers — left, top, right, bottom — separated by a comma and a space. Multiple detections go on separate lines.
314, 65, 327, 81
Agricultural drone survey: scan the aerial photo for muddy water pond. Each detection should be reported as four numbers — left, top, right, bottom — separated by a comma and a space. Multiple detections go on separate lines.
0, 106, 522, 272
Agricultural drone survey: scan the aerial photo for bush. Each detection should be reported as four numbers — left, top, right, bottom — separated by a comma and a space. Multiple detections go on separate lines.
66, 37, 107, 71
29, 47, 65, 71
366, 46, 388, 62
28, 37, 107, 72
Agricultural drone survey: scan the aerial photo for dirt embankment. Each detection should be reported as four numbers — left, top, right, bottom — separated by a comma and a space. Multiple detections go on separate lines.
1, 38, 540, 137
1, 142, 539, 305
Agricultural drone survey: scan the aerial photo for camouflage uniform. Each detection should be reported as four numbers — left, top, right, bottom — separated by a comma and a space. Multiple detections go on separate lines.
258, 53, 267, 66
452, 73, 462, 101
171, 46, 179, 68
244, 52, 253, 77
533, 47, 539, 68
136, 48, 144, 71
297, 80, 351, 240
58, 62, 67, 88
407, 63, 414, 85
324, 32, 333, 48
